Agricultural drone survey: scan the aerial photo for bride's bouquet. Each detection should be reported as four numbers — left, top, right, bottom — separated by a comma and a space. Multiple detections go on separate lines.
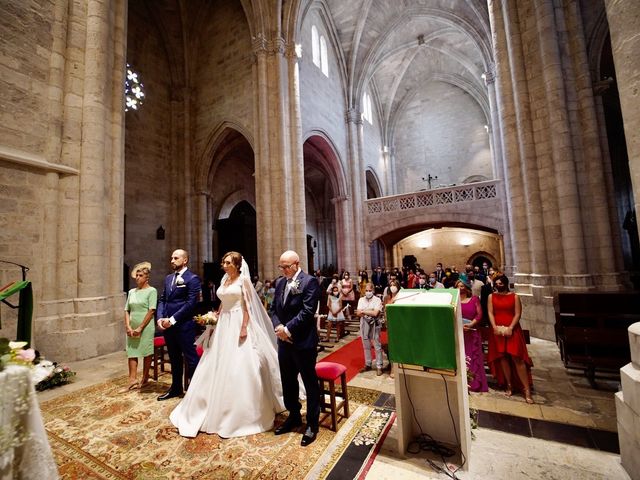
194, 311, 219, 327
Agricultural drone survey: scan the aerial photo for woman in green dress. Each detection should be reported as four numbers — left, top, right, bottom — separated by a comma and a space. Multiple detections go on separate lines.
121, 261, 157, 392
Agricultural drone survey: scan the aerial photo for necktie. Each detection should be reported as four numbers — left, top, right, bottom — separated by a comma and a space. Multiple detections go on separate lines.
171, 273, 179, 290
283, 278, 292, 303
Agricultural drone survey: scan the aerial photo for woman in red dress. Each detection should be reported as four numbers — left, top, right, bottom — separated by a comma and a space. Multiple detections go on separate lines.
487, 274, 534, 403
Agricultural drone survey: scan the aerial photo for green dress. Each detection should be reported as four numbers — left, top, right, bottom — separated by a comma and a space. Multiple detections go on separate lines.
124, 286, 157, 358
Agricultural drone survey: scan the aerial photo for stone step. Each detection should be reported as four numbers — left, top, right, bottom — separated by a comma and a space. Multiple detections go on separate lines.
629, 322, 640, 368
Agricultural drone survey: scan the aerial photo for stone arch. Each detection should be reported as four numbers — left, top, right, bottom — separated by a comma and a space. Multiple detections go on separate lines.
195, 121, 255, 191
302, 129, 348, 197
366, 168, 383, 199
467, 250, 498, 269
218, 190, 256, 219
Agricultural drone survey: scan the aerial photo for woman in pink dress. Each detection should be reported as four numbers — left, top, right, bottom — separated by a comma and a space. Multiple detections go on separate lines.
487, 274, 534, 403
456, 280, 488, 392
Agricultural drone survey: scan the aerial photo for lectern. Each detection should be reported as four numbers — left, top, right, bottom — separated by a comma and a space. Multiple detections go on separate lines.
386, 289, 471, 470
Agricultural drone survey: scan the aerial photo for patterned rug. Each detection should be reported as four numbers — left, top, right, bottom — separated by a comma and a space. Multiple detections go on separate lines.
41, 378, 393, 480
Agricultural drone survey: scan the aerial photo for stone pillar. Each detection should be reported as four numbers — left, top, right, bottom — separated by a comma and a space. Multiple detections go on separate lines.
286, 44, 309, 268
253, 35, 307, 277
488, 0, 532, 271
331, 196, 349, 272
345, 108, 364, 273
484, 67, 514, 273
36, 0, 128, 360
605, 0, 640, 242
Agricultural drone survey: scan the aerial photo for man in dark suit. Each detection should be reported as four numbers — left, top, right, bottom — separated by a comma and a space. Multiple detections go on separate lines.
156, 249, 201, 401
271, 250, 321, 446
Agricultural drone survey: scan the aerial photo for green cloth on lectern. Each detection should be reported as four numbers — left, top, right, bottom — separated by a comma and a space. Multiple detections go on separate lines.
386, 289, 458, 370
0, 281, 29, 301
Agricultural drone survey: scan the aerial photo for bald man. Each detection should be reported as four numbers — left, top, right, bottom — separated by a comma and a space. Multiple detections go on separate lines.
271, 250, 321, 446
156, 249, 201, 401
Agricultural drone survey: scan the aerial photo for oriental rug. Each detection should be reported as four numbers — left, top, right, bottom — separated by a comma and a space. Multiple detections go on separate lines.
41, 378, 394, 480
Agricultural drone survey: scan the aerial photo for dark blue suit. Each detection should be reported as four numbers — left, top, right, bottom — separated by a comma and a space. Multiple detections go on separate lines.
271, 270, 321, 428
157, 269, 201, 393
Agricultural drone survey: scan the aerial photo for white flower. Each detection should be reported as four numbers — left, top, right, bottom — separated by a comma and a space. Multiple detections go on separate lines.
176, 276, 185, 286
289, 279, 302, 295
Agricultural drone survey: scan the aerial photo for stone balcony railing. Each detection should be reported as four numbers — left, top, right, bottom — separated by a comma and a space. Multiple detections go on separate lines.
365, 179, 500, 216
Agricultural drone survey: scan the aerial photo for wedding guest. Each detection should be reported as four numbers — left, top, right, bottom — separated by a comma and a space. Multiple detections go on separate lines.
339, 271, 356, 318
263, 279, 275, 310
325, 285, 344, 342
383, 279, 402, 305
121, 261, 157, 393
356, 283, 383, 375
487, 275, 534, 403
456, 280, 488, 392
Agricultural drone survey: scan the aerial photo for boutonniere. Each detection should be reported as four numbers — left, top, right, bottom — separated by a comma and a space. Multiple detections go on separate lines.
289, 279, 302, 295
176, 276, 184, 286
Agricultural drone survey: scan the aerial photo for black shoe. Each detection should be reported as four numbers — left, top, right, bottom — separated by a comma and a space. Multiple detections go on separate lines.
359, 365, 372, 373
157, 390, 182, 401
300, 426, 318, 446
274, 415, 302, 435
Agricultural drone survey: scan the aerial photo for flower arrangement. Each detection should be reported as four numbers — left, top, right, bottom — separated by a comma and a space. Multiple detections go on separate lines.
0, 337, 76, 390
0, 338, 36, 370
194, 311, 219, 326
33, 361, 76, 391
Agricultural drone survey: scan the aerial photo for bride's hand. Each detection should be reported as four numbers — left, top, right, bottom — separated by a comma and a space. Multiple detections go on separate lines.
239, 325, 248, 342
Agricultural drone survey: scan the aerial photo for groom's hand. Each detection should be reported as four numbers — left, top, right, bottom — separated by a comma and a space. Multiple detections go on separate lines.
275, 325, 292, 342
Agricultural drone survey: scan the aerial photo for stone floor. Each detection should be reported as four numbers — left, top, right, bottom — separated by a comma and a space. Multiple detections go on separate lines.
38, 336, 629, 479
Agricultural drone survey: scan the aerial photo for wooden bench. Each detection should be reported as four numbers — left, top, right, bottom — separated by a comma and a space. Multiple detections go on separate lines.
554, 292, 639, 388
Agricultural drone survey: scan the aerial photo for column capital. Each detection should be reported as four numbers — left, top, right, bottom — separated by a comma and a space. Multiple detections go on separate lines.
483, 68, 496, 85
284, 42, 301, 60
252, 34, 286, 59
345, 108, 362, 125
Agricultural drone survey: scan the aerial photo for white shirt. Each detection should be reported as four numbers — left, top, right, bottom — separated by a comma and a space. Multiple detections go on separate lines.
168, 267, 188, 325
283, 268, 302, 337
357, 294, 382, 316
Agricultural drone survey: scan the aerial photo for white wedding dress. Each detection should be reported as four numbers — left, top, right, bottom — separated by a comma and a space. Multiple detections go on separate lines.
169, 275, 284, 438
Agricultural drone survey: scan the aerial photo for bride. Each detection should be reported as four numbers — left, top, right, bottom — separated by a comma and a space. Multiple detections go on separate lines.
169, 251, 284, 438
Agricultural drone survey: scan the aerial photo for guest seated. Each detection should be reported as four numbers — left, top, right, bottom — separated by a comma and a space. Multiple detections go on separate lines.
456, 280, 488, 392
487, 275, 534, 403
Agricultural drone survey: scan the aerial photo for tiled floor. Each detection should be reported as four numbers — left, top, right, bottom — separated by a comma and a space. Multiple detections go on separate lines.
38, 336, 630, 479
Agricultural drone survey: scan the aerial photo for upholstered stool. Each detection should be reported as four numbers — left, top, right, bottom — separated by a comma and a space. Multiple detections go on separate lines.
152, 336, 167, 381
316, 361, 349, 431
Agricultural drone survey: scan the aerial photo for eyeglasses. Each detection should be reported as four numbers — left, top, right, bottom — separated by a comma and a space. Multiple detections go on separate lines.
278, 264, 294, 270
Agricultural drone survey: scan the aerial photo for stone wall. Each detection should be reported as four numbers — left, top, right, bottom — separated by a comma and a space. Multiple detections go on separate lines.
299, 9, 348, 168
393, 82, 492, 193
124, 1, 175, 290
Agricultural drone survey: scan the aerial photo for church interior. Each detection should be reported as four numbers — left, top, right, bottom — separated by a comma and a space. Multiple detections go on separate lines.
1, 0, 639, 478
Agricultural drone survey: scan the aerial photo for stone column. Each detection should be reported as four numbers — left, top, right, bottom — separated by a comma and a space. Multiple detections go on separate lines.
605, 0, 640, 242
345, 108, 364, 273
484, 67, 514, 273
252, 35, 307, 276
77, 0, 110, 298
331, 196, 349, 271
616, 323, 640, 480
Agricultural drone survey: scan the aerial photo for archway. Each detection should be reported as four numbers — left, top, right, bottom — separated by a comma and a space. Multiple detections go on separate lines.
366, 168, 383, 199
303, 132, 348, 273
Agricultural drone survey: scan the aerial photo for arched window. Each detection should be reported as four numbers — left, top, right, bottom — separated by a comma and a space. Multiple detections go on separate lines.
311, 25, 320, 67
320, 36, 329, 77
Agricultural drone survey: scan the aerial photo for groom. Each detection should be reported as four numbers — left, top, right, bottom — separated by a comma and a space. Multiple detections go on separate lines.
271, 250, 321, 446
156, 249, 201, 401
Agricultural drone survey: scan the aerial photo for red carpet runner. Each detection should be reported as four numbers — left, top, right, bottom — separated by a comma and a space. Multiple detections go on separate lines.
321, 331, 388, 383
